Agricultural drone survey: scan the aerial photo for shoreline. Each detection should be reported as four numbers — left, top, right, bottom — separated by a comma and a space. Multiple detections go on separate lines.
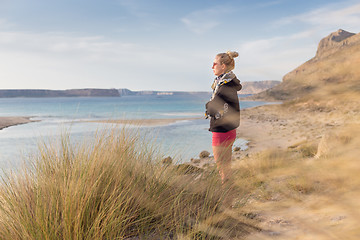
0, 117, 38, 131
1, 102, 317, 162
0, 102, 316, 156
84, 117, 202, 127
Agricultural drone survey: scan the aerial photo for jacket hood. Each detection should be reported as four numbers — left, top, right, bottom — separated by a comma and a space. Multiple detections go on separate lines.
230, 77, 242, 91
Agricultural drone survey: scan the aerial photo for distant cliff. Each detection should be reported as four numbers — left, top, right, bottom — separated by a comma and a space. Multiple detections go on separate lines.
117, 89, 211, 96
0, 81, 279, 98
117, 81, 280, 97
240, 81, 280, 94
0, 89, 120, 98
0, 88, 211, 98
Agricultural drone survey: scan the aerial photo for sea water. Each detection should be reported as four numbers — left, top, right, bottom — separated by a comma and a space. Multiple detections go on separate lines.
0, 95, 271, 170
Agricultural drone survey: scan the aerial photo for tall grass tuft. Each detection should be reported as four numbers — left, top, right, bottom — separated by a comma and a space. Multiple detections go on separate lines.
0, 127, 224, 239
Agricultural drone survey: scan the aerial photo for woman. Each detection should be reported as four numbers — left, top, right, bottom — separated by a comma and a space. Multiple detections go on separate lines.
205, 51, 242, 184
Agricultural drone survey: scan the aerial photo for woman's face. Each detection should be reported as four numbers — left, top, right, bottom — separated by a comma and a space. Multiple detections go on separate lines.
212, 56, 226, 76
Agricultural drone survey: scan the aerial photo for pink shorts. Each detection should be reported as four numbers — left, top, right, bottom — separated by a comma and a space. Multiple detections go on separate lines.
212, 129, 236, 146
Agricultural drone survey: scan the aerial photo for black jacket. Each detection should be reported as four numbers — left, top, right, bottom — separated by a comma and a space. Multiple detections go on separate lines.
206, 77, 242, 132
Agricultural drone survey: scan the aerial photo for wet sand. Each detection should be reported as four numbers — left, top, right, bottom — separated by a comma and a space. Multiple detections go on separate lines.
0, 117, 37, 130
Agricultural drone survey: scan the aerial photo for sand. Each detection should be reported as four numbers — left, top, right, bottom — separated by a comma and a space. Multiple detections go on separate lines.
236, 103, 349, 155
236, 104, 315, 155
188, 101, 350, 167
0, 117, 37, 130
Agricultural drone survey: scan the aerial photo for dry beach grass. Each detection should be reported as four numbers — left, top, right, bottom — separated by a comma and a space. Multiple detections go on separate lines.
0, 127, 233, 239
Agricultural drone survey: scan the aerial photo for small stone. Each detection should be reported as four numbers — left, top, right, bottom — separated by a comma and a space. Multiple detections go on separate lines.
199, 150, 210, 158
331, 215, 346, 222
233, 147, 241, 151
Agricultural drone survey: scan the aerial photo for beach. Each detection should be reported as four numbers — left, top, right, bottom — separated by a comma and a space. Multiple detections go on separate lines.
0, 117, 37, 130
237, 104, 325, 154
238, 102, 351, 154
188, 101, 350, 167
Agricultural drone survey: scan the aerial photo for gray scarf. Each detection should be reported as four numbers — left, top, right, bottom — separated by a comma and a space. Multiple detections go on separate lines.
210, 71, 236, 100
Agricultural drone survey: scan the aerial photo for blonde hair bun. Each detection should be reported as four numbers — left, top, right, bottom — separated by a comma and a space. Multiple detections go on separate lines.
227, 51, 239, 59
216, 51, 238, 71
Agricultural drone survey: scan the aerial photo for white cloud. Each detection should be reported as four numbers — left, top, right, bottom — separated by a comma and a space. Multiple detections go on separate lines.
0, 31, 138, 63
181, 18, 219, 35
235, 34, 316, 81
0, 18, 15, 29
181, 7, 232, 34
301, 3, 360, 28
275, 2, 360, 32
0, 31, 138, 89
0, 29, 210, 91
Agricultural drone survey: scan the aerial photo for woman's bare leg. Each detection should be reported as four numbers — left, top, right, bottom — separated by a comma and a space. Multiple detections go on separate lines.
212, 142, 233, 183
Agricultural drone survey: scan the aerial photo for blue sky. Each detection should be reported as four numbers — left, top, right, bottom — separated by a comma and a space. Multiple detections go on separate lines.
1, 0, 359, 91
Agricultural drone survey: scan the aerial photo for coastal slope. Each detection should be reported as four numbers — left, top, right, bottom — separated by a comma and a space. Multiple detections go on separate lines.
236, 29, 360, 157
225, 29, 360, 239
250, 29, 360, 106
239, 80, 280, 94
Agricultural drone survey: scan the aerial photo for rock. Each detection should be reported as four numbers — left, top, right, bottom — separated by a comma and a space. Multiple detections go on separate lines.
199, 150, 210, 158
316, 29, 356, 59
331, 215, 347, 222
161, 156, 173, 165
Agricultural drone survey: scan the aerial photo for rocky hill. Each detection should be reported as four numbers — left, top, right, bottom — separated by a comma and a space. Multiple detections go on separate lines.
240, 80, 280, 94
315, 29, 358, 59
251, 29, 360, 105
